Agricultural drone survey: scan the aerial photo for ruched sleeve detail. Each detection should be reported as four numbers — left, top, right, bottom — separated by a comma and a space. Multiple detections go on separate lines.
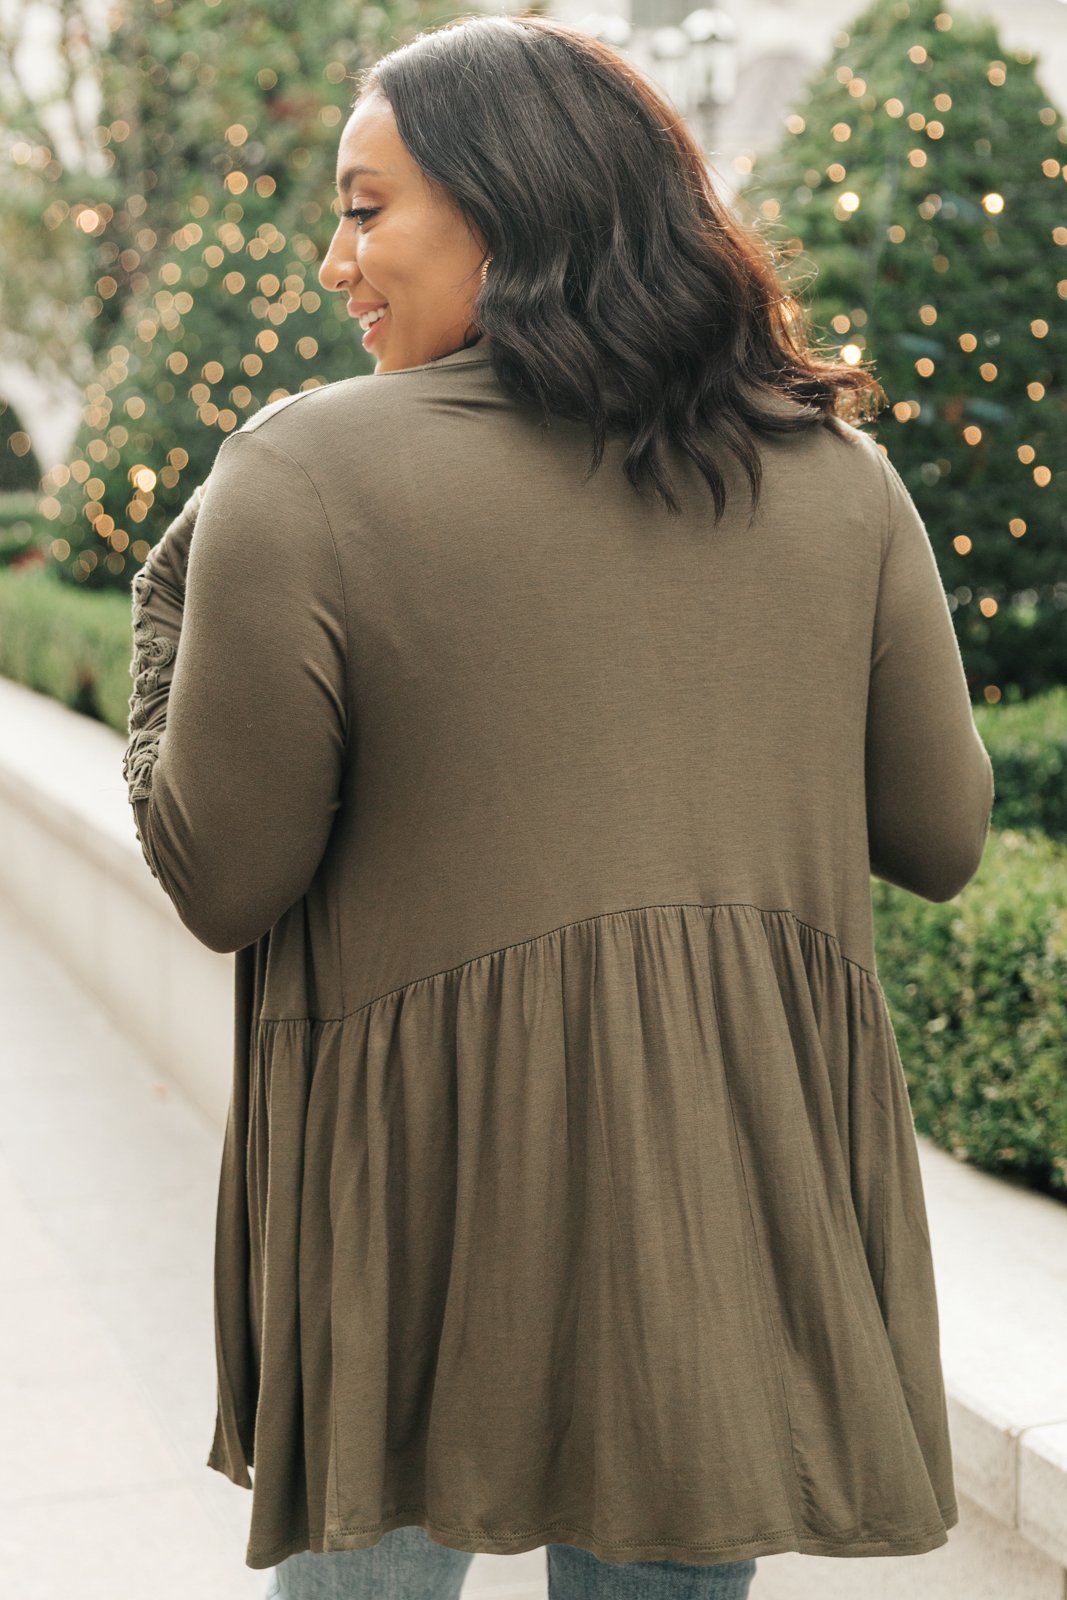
123, 484, 203, 811
122, 431, 348, 954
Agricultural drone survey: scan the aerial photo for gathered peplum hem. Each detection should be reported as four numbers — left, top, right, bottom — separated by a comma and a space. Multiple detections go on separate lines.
234, 1502, 960, 1571
206, 900, 958, 1570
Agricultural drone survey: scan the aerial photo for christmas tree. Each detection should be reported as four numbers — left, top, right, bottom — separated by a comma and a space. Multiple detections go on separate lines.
43, 0, 442, 592
738, 0, 1067, 696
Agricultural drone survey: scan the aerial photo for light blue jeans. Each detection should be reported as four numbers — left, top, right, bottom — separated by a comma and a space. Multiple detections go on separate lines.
265, 1524, 757, 1599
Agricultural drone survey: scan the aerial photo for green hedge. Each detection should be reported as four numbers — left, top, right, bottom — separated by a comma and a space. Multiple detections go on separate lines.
0, 562, 135, 730
973, 688, 1067, 843
875, 829, 1067, 1202
0, 558, 1063, 1204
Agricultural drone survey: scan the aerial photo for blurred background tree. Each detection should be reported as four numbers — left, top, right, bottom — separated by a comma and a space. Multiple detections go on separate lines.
0, 396, 41, 493
738, 0, 1067, 701
15, 0, 466, 592
0, 0, 103, 399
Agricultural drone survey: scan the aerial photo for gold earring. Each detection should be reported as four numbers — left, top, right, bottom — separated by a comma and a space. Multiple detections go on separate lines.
480, 252, 493, 287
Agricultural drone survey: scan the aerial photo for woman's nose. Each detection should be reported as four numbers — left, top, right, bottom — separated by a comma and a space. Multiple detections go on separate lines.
318, 232, 348, 293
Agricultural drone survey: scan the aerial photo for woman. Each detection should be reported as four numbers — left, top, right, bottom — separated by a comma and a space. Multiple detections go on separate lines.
122, 13, 994, 1600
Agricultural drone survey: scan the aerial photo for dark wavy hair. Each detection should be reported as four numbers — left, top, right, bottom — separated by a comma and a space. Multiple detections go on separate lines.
353, 14, 886, 521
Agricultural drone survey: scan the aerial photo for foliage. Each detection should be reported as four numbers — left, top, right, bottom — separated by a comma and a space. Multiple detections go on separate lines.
0, 397, 40, 492
738, 0, 1067, 699
874, 825, 1067, 1202
20, 0, 459, 592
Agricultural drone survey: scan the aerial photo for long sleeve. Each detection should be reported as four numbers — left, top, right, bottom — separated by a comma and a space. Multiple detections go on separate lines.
122, 429, 348, 954
864, 446, 994, 903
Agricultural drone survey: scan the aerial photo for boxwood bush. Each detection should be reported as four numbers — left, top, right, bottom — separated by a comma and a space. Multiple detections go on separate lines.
874, 828, 1067, 1202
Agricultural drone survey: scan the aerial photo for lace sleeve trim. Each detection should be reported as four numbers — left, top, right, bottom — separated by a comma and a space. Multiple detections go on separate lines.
123, 568, 177, 803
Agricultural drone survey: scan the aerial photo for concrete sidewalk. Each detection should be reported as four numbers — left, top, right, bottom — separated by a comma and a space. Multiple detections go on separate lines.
0, 891, 1052, 1600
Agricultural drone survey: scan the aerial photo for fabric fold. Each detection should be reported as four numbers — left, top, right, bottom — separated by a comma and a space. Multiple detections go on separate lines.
206, 900, 958, 1570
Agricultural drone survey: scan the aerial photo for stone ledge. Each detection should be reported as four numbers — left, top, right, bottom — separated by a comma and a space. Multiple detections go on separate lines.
919, 1133, 1067, 1573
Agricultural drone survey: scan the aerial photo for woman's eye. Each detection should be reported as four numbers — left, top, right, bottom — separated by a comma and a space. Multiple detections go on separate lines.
340, 206, 378, 229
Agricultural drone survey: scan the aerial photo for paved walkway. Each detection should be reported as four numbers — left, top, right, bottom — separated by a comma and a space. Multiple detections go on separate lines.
0, 892, 1036, 1600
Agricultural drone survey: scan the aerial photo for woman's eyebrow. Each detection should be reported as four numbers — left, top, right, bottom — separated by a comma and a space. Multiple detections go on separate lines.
336, 164, 388, 194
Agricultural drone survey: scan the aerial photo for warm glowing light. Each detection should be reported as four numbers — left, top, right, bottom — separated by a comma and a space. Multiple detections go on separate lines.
915, 358, 935, 377
982, 192, 1004, 214
1027, 382, 1046, 401
839, 190, 861, 211
963, 425, 983, 445
919, 304, 937, 325
831, 123, 852, 142
979, 363, 998, 381
840, 343, 863, 365
131, 466, 156, 492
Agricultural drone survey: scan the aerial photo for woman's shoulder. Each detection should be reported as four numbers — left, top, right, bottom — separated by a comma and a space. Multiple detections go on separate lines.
231, 358, 473, 469
235, 373, 376, 453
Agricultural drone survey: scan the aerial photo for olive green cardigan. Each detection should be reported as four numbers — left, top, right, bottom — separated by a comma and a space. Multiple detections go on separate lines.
124, 342, 994, 1571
